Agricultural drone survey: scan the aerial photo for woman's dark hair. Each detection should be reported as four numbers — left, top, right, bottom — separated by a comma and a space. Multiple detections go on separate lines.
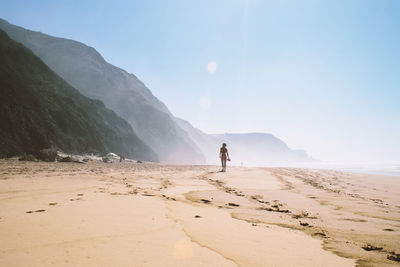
222, 143, 226, 147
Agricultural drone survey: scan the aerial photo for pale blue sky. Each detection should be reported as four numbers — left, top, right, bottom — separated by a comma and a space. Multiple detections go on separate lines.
2, 0, 399, 162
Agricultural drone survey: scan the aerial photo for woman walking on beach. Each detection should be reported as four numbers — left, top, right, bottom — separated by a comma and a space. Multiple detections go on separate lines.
220, 143, 230, 172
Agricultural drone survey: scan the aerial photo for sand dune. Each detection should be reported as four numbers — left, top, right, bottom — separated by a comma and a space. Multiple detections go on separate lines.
0, 159, 399, 266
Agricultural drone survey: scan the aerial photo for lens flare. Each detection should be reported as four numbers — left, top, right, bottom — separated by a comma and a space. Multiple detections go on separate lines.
207, 61, 217, 73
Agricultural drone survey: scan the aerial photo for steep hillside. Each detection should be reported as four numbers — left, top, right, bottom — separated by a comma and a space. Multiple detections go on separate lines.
0, 18, 205, 164
0, 29, 157, 161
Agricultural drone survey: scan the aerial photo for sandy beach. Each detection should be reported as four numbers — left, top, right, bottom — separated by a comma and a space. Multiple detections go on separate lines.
0, 159, 399, 266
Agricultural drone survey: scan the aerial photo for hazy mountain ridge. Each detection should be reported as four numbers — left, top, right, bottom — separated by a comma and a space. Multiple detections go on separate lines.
0, 18, 205, 164
0, 29, 157, 161
177, 118, 312, 165
175, 118, 223, 164
213, 133, 312, 165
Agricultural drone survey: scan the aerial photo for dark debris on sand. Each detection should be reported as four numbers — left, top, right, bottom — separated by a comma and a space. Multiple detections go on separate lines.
383, 228, 394, 231
26, 209, 46, 213
387, 252, 400, 262
362, 244, 383, 251
361, 244, 400, 262
299, 222, 309, 226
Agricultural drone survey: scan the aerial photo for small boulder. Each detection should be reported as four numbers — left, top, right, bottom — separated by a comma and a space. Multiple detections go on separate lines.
19, 153, 37, 161
102, 152, 119, 163
106, 152, 118, 158
37, 149, 57, 162
59, 156, 73, 162
59, 156, 84, 163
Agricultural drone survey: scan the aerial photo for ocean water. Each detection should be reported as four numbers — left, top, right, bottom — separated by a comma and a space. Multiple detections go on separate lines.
261, 162, 400, 177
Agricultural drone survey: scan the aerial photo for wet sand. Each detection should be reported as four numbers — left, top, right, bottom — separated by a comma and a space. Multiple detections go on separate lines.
0, 159, 399, 266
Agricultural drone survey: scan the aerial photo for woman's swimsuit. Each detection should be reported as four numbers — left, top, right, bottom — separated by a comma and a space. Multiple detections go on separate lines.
220, 147, 227, 160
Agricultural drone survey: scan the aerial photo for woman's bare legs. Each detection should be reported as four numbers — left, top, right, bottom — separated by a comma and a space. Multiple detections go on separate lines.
221, 158, 226, 172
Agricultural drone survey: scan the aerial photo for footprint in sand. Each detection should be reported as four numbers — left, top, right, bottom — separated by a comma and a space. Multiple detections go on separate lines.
162, 195, 176, 201
48, 202, 58, 206
340, 218, 367, 222
109, 192, 126, 196
70, 197, 83, 201
312, 232, 327, 238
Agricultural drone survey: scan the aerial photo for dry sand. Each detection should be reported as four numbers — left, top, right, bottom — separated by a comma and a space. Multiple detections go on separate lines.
0, 159, 399, 266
